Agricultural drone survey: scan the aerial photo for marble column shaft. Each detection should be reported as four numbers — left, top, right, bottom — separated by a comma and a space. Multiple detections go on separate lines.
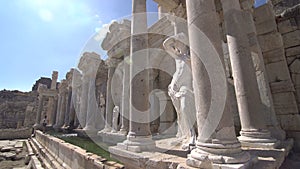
116, 0, 155, 153
63, 88, 72, 128
83, 77, 97, 130
120, 59, 130, 134
35, 95, 44, 126
241, 0, 285, 140
53, 94, 62, 128
186, 0, 250, 167
50, 96, 58, 126
78, 77, 89, 128
57, 91, 67, 127
128, 0, 151, 137
84, 67, 100, 131
104, 66, 116, 131
221, 0, 278, 147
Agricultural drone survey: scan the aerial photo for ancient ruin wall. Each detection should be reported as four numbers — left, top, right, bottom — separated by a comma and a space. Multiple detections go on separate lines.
254, 1, 300, 149
0, 90, 37, 129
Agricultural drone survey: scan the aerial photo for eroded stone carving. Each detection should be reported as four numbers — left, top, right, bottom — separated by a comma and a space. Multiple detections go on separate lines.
163, 32, 196, 149
112, 106, 120, 133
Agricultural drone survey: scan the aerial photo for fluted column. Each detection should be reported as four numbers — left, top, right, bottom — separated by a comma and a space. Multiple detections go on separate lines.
221, 0, 279, 148
185, 0, 250, 167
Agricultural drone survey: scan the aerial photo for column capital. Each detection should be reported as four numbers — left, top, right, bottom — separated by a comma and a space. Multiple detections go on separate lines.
101, 20, 131, 52
106, 57, 122, 68
153, 0, 181, 12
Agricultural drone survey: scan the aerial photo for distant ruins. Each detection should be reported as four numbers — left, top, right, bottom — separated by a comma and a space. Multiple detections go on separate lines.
1, 0, 300, 168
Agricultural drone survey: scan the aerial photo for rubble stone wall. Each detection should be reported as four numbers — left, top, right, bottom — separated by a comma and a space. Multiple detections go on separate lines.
255, 2, 300, 150
0, 90, 37, 129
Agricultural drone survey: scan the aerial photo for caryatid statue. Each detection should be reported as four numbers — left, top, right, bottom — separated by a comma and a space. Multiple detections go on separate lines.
163, 32, 197, 149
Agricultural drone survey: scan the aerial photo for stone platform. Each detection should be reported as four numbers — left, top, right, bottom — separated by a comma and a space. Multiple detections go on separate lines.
109, 137, 294, 169
97, 131, 126, 145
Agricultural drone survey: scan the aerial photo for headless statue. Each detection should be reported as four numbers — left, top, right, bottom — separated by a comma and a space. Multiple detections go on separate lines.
112, 106, 119, 133
163, 33, 197, 149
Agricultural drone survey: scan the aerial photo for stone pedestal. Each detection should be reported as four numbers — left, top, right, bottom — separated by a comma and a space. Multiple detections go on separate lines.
185, 0, 250, 167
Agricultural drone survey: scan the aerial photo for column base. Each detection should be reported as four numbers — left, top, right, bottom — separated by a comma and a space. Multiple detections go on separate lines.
239, 130, 280, 149
52, 124, 62, 132
117, 135, 156, 153
98, 127, 112, 133
97, 131, 126, 145
186, 141, 251, 168
118, 129, 128, 135
268, 126, 286, 141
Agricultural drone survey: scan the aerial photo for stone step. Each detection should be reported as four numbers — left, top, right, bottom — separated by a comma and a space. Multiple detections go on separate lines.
28, 138, 53, 169
30, 137, 65, 169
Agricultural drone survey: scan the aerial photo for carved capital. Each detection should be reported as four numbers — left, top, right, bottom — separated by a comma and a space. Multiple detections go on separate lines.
106, 58, 122, 68
101, 20, 131, 51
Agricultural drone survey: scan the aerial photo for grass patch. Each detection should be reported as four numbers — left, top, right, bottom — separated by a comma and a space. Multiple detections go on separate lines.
48, 132, 117, 162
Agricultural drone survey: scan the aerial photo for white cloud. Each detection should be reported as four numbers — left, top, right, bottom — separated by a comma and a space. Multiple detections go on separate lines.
38, 8, 53, 22
94, 20, 117, 42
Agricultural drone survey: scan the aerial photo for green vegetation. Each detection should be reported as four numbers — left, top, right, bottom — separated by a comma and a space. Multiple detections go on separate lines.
48, 132, 117, 162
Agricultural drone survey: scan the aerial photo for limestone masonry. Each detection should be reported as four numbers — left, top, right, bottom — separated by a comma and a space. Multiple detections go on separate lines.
1, 0, 300, 168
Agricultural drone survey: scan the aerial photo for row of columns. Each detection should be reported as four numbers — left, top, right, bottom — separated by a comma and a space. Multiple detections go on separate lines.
109, 0, 286, 168
34, 54, 107, 133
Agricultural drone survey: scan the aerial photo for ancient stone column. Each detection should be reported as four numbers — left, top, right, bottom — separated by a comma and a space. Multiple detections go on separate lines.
119, 59, 130, 135
62, 87, 72, 129
117, 0, 155, 152
50, 96, 58, 126
158, 4, 168, 19
72, 70, 82, 129
185, 0, 250, 167
83, 54, 101, 132
101, 59, 116, 132
241, 0, 286, 140
53, 94, 62, 128
34, 95, 44, 128
221, 0, 279, 148
54, 80, 68, 129
51, 71, 58, 90
47, 71, 58, 126
77, 74, 89, 129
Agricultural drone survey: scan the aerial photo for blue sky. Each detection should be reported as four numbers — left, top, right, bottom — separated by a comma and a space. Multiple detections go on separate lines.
0, 0, 266, 92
